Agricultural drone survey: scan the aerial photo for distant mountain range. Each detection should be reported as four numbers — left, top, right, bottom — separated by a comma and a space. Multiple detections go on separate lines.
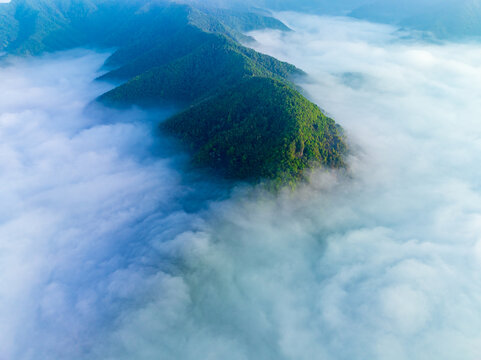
0, 0, 346, 186
350, 0, 481, 40
183, 0, 481, 40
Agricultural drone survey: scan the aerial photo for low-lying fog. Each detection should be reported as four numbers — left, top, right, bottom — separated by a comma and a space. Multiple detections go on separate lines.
2, 14, 481, 360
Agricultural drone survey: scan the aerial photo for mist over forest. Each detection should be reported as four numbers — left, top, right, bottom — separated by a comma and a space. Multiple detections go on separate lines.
2, 1, 481, 360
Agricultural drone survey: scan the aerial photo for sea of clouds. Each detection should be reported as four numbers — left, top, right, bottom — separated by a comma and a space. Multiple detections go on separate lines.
2, 13, 481, 360
0, 50, 215, 359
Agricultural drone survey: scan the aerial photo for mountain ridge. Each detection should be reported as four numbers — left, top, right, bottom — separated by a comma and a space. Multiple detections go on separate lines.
1, 0, 348, 186
162, 77, 346, 184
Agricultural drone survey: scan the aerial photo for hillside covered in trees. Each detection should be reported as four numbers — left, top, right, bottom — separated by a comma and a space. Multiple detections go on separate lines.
97, 32, 302, 107
162, 77, 346, 185
0, 0, 289, 55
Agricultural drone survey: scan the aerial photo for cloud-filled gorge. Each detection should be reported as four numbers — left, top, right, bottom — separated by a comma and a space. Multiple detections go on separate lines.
3, 13, 481, 360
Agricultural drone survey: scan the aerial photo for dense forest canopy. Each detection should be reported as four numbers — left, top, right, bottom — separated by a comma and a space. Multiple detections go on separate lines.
162, 77, 346, 184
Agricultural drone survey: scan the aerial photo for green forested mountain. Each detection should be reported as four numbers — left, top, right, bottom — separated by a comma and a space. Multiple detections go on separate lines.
98, 33, 302, 107
0, 0, 288, 55
0, 0, 112, 54
1, 0, 347, 185
162, 77, 346, 184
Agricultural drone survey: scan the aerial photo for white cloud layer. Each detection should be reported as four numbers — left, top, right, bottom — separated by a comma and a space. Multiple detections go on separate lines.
3, 13, 481, 360
0, 50, 199, 359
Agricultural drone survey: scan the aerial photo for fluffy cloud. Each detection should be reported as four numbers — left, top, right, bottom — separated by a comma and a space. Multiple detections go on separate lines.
0, 50, 201, 359
3, 13, 481, 360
